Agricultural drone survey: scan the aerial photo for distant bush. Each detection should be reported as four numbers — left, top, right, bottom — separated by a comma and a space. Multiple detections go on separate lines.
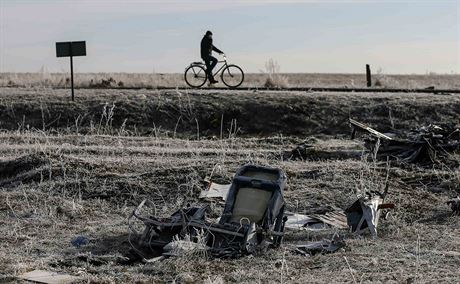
89, 77, 118, 88
373, 67, 400, 88
263, 59, 289, 88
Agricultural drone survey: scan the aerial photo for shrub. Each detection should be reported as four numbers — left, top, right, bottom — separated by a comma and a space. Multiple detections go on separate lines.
263, 59, 289, 88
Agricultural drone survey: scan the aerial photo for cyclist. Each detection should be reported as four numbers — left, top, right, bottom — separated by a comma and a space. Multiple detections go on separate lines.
200, 30, 224, 84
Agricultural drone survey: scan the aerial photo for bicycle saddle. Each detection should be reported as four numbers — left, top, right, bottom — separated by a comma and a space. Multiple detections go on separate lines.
192, 61, 205, 65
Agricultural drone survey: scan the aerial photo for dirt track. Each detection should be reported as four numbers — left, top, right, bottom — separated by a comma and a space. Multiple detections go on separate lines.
0, 87, 459, 283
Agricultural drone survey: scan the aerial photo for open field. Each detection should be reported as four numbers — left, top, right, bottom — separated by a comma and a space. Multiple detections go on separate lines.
0, 88, 459, 283
1, 73, 460, 89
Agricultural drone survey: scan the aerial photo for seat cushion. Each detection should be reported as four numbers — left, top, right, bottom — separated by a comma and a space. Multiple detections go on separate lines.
230, 187, 272, 224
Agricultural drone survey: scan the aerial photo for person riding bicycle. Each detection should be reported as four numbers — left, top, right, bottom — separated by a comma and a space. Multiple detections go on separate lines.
201, 30, 224, 84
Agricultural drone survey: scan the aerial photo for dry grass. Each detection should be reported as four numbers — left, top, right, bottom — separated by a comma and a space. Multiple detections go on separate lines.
0, 87, 459, 282
0, 127, 459, 283
263, 59, 290, 88
1, 88, 460, 139
1, 72, 460, 89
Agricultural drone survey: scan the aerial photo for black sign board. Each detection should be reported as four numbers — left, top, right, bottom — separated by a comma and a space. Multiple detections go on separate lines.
56, 41, 87, 101
56, 41, 86, 57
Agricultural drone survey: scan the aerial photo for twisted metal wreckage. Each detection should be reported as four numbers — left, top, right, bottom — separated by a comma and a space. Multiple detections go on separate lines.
129, 165, 394, 260
349, 118, 460, 216
350, 119, 460, 165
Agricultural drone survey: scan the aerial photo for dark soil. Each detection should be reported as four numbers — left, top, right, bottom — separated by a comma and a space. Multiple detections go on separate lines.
0, 88, 459, 138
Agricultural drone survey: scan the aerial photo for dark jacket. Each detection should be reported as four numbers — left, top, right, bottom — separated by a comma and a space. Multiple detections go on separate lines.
201, 35, 223, 59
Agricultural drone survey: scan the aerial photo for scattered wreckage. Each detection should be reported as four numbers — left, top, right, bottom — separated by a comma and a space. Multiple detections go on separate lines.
129, 165, 287, 259
129, 164, 395, 261
128, 120, 459, 260
350, 118, 460, 165
285, 119, 459, 165
345, 190, 394, 238
128, 119, 459, 261
350, 119, 459, 215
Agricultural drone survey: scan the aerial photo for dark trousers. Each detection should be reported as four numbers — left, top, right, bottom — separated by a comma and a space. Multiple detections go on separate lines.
202, 55, 217, 80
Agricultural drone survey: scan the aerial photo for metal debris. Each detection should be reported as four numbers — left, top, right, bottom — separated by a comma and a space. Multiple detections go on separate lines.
17, 270, 77, 284
284, 211, 348, 231
199, 182, 231, 201
129, 165, 287, 259
294, 235, 346, 256
128, 202, 208, 259
350, 118, 460, 165
350, 118, 394, 141
345, 191, 394, 238
129, 162, 398, 261
447, 197, 460, 215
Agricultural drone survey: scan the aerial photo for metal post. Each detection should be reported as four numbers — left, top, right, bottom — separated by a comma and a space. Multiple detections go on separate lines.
69, 42, 74, 101
70, 55, 74, 101
366, 64, 372, 87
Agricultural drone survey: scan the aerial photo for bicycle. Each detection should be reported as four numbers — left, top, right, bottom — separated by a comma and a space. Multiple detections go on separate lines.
184, 54, 244, 88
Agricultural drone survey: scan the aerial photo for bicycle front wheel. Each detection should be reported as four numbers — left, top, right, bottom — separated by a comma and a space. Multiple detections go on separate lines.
184, 65, 207, 88
221, 64, 244, 88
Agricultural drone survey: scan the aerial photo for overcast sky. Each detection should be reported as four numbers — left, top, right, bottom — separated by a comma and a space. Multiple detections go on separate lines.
0, 0, 459, 74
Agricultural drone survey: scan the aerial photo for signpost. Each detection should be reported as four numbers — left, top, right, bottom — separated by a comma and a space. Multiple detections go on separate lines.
56, 41, 86, 101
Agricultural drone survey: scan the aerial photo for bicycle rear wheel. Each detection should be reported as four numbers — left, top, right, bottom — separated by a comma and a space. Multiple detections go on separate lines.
221, 64, 244, 88
185, 65, 207, 88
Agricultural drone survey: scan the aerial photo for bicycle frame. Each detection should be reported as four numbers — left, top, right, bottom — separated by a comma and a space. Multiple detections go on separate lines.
190, 56, 228, 77
210, 60, 228, 77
